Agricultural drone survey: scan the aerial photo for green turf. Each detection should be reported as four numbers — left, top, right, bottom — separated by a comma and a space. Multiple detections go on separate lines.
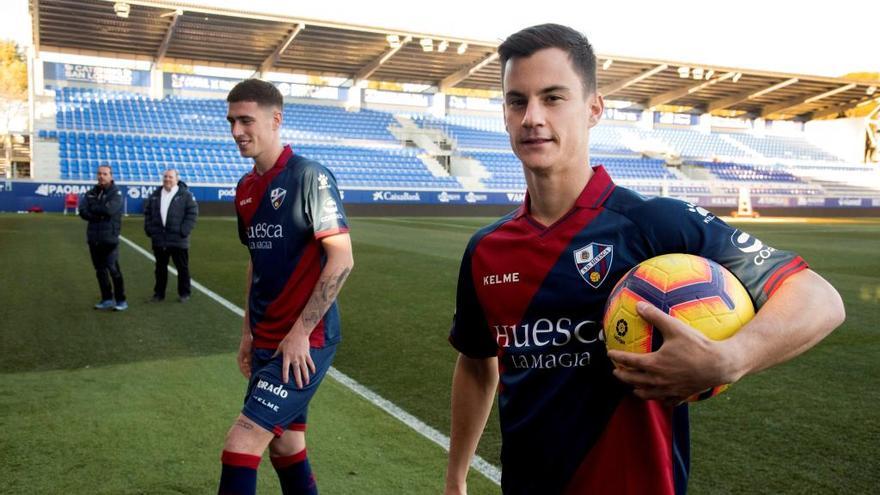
1, 213, 878, 493
0, 214, 241, 373
686, 221, 880, 494
0, 353, 491, 494
0, 214, 497, 494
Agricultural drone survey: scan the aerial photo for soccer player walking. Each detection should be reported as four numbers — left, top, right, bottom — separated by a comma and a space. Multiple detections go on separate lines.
217, 79, 353, 495
445, 24, 844, 494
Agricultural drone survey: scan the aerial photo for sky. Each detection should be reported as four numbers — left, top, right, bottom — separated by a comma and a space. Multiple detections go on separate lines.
2, 0, 878, 78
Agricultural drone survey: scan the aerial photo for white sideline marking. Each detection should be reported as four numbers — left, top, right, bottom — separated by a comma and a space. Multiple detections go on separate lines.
119, 235, 502, 486
327, 367, 501, 484
120, 236, 244, 316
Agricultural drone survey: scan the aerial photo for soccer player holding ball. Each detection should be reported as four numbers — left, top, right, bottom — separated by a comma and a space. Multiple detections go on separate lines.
445, 24, 844, 494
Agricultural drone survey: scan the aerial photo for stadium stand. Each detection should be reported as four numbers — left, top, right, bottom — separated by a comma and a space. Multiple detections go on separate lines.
697, 161, 804, 183
412, 115, 510, 151
652, 127, 747, 159
722, 132, 842, 161
47, 88, 463, 188
35, 86, 880, 204
54, 87, 398, 142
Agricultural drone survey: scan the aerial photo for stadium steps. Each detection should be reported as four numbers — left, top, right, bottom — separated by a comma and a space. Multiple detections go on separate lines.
30, 139, 59, 180
390, 115, 452, 156
719, 134, 764, 159
662, 166, 690, 181
457, 176, 485, 191
417, 154, 452, 178
615, 128, 676, 155
450, 155, 489, 191
392, 114, 417, 129
679, 162, 725, 182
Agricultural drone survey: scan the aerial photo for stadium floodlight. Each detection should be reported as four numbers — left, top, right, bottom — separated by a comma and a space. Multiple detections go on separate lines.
678, 67, 690, 78
603, 59, 613, 70
114, 2, 130, 18
867, 86, 877, 95
438, 40, 449, 53
420, 38, 434, 52
386, 34, 401, 48
457, 42, 468, 55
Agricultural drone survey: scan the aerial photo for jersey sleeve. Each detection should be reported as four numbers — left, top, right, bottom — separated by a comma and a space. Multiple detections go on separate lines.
631, 198, 808, 309
302, 163, 349, 239
449, 244, 498, 359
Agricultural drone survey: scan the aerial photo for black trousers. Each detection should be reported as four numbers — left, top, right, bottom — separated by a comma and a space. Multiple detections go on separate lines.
153, 246, 191, 298
88, 242, 126, 303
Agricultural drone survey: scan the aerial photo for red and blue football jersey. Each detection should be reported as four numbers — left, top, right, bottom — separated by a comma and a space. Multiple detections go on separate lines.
235, 145, 349, 350
449, 166, 807, 494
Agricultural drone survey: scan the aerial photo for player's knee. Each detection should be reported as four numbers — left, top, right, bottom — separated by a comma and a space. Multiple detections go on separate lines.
269, 431, 306, 457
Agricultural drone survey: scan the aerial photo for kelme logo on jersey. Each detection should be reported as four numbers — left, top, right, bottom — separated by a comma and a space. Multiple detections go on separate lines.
686, 202, 716, 223
270, 187, 287, 210
317, 173, 330, 190
573, 242, 613, 289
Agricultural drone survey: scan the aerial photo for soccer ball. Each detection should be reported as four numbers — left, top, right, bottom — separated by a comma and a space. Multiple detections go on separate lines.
602, 253, 755, 401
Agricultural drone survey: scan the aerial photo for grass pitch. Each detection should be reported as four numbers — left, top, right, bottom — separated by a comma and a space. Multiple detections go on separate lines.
1, 213, 878, 494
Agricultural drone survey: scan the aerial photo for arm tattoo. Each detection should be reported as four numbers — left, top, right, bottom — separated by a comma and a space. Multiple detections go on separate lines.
235, 419, 254, 430
302, 266, 351, 329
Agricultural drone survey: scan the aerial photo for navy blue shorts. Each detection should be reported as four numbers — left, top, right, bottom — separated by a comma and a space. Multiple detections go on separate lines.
241, 344, 336, 437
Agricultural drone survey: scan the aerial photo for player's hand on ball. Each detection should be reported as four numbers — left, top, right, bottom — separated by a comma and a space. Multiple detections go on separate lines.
237, 333, 253, 379
607, 302, 734, 405
274, 331, 316, 388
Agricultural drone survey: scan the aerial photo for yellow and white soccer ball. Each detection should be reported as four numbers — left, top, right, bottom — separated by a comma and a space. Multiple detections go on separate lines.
603, 253, 755, 401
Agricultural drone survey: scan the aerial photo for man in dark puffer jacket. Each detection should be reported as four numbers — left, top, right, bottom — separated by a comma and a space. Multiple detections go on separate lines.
79, 164, 127, 311
144, 169, 199, 302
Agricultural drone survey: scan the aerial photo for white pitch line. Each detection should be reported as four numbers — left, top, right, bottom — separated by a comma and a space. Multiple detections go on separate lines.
120, 236, 244, 317
119, 235, 502, 486
327, 367, 501, 484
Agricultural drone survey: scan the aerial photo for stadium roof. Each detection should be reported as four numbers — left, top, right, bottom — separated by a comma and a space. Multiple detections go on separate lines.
31, 0, 880, 121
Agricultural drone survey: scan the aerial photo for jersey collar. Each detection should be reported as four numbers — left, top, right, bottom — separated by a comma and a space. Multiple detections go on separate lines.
514, 165, 615, 219
250, 144, 293, 177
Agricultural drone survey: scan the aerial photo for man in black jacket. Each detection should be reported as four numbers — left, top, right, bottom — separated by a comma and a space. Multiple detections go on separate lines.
79, 164, 127, 311
143, 168, 198, 302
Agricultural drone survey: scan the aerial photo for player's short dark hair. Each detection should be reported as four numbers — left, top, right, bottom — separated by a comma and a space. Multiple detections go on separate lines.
98, 163, 112, 173
498, 23, 597, 95
227, 79, 283, 109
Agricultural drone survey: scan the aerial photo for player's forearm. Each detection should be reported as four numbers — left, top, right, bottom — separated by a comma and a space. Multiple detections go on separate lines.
290, 238, 354, 337
723, 269, 844, 382
446, 354, 498, 489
